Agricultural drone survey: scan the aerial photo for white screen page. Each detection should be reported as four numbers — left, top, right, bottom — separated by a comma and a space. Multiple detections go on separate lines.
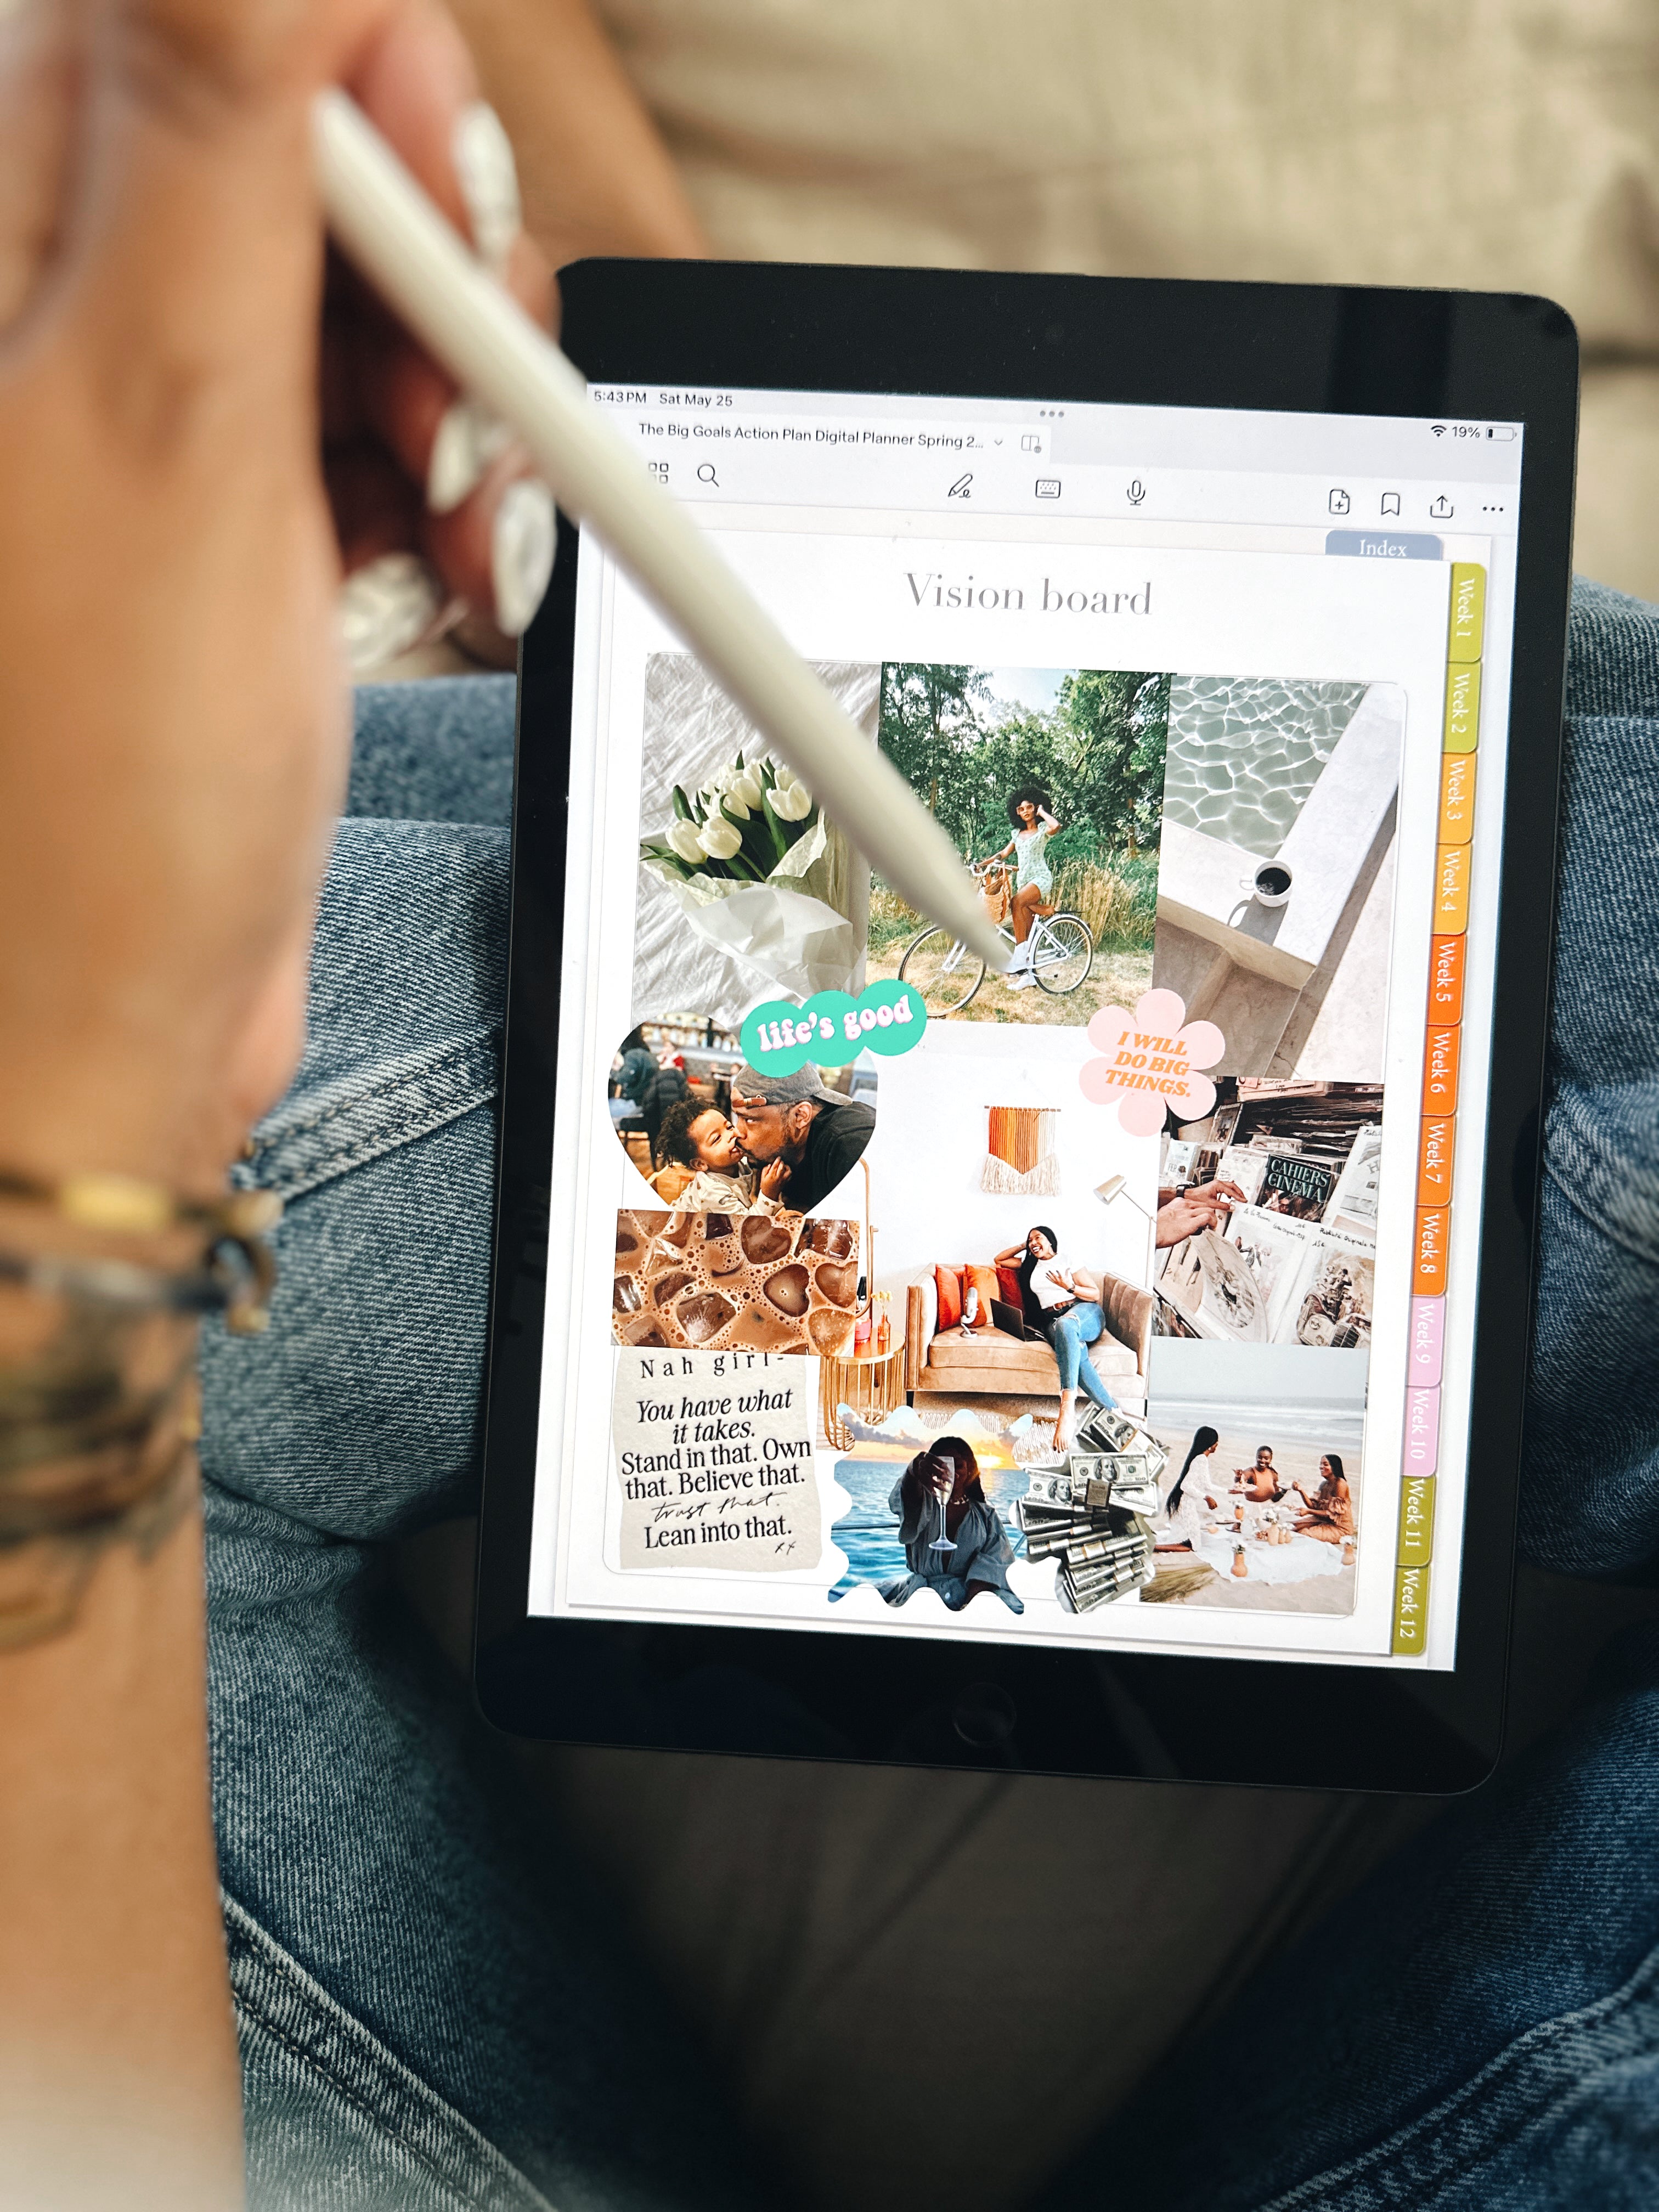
527, 386, 1523, 1671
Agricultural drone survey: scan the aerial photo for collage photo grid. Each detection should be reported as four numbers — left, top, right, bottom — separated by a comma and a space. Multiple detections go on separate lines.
605, 650, 1401, 1622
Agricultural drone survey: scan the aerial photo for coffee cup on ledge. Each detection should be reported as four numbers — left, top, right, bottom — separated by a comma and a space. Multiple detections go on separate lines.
1248, 861, 1293, 908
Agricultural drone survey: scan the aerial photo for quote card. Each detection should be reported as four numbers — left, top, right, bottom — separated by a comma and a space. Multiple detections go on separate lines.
612, 1349, 820, 1571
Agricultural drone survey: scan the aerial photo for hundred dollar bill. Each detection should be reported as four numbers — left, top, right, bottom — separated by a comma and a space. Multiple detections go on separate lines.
1063, 1567, 1139, 1611
1063, 1530, 1145, 1568
1015, 1496, 1097, 1527
1073, 1406, 1169, 1480
1024, 1523, 1104, 1561
1022, 1467, 1081, 1506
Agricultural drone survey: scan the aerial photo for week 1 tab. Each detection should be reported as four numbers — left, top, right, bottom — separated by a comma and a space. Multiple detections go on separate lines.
1447, 563, 1486, 662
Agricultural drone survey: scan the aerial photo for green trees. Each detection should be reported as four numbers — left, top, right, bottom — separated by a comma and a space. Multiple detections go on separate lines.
876, 662, 1169, 868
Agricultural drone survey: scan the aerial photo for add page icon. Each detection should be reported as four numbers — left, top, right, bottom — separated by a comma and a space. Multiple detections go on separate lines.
1329, 488, 1351, 515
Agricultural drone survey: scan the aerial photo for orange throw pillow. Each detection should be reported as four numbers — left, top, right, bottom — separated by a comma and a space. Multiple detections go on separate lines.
965, 1263, 1000, 1328
934, 1265, 963, 1329
996, 1265, 1024, 1311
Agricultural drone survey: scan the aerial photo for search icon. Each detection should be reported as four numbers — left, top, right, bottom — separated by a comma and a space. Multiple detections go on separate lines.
697, 462, 719, 487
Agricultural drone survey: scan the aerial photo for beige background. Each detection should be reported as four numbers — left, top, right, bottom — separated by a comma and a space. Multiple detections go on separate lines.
603, 0, 1659, 597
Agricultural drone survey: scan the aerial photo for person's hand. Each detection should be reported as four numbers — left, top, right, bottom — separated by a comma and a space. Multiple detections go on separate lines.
1188, 1176, 1246, 1212
759, 1158, 790, 1201
1154, 1176, 1246, 1246
0, 0, 547, 1189
325, 7, 558, 670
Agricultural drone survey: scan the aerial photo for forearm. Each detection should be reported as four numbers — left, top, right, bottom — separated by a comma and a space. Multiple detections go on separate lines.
0, 1256, 240, 2207
0, 1462, 241, 2208
449, 0, 706, 267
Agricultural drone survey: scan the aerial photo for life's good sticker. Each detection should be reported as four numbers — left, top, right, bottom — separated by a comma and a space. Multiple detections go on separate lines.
741, 980, 926, 1072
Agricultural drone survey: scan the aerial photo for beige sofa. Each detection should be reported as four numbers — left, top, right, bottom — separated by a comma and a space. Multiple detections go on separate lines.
905, 1267, 1150, 1410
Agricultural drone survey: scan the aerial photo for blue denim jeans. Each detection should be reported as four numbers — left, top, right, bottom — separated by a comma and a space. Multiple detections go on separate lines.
200, 582, 1659, 2208
1044, 1300, 1118, 1408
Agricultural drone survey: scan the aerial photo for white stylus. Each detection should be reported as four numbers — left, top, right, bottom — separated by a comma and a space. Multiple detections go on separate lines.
312, 90, 1006, 972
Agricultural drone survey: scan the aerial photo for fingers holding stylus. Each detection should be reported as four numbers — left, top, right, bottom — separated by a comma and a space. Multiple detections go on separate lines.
331, 0, 558, 664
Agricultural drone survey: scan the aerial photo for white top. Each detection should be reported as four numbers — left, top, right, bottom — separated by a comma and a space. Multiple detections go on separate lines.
1028, 1258, 1074, 1311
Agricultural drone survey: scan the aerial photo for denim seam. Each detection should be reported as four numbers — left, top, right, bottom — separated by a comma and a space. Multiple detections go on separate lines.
1542, 1149, 1659, 1279
254, 1035, 494, 1147
223, 1891, 555, 2211
1255, 1937, 1659, 2209
241, 1033, 498, 1202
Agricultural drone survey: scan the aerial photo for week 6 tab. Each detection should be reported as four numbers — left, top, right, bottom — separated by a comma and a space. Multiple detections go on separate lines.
1424, 1026, 1461, 1116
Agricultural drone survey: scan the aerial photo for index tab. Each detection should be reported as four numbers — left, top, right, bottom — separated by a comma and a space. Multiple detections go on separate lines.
1448, 563, 1486, 662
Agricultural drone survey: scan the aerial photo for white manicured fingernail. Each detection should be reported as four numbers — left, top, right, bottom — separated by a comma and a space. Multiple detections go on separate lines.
337, 552, 444, 674
491, 478, 556, 636
453, 101, 521, 276
427, 395, 511, 513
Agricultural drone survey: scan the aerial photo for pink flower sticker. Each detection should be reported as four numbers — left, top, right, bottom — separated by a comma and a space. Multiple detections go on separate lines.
1080, 989, 1225, 1136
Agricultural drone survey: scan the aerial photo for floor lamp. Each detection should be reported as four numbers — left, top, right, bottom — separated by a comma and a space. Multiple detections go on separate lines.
1094, 1172, 1155, 1288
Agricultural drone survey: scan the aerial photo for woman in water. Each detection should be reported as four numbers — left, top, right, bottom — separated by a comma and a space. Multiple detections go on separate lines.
1156, 1426, 1222, 1550
994, 1224, 1120, 1449
1293, 1454, 1356, 1544
883, 1437, 1022, 1611
983, 783, 1063, 984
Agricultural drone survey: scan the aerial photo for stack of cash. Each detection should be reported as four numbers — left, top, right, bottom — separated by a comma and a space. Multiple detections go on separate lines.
1016, 1457, 1158, 1611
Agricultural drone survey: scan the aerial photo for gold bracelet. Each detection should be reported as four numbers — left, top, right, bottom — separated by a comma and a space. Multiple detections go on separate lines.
0, 1165, 281, 1645
0, 1167, 281, 1335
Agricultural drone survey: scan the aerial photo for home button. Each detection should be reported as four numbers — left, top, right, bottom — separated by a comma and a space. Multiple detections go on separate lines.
951, 1681, 1018, 1750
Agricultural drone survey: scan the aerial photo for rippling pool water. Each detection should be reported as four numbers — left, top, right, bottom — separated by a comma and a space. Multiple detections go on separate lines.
1162, 677, 1368, 859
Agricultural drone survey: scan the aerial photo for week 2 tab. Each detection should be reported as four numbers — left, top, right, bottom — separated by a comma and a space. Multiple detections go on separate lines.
1444, 661, 1481, 753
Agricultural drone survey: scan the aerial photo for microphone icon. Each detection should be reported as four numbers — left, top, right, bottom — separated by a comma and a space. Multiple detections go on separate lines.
1127, 479, 1146, 505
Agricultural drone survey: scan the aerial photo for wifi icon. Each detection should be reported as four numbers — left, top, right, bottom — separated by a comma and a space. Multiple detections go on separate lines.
1431, 424, 1447, 438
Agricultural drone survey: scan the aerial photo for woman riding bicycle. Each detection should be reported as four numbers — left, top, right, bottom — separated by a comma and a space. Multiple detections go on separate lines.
983, 785, 1063, 986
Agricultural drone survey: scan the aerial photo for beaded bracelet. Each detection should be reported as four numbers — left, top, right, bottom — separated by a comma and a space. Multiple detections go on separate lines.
0, 1167, 283, 1641
0, 1168, 281, 1336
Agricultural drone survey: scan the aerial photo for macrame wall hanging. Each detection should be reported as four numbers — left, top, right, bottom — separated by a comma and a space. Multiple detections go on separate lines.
980, 1106, 1060, 1195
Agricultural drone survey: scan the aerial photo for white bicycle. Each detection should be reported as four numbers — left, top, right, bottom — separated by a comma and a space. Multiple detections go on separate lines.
897, 858, 1094, 1017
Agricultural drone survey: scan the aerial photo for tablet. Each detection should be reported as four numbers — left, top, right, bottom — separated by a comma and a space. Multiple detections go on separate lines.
475, 264, 1576, 1792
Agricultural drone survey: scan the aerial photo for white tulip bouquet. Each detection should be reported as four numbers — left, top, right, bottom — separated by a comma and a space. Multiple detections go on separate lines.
639, 749, 860, 1000
641, 752, 816, 883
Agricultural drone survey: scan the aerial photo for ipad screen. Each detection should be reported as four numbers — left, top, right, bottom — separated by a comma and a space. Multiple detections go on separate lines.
528, 386, 1522, 1671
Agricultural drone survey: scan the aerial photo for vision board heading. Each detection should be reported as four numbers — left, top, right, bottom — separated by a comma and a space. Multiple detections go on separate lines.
905, 571, 1153, 615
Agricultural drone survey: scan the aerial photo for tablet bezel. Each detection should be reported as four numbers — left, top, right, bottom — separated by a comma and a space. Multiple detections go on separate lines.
475, 262, 1577, 1793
